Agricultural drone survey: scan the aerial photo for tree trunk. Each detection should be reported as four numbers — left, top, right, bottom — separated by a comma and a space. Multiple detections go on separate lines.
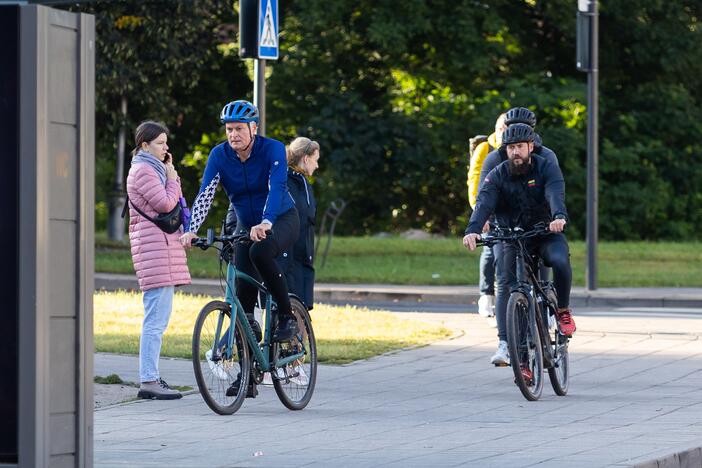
107, 95, 128, 241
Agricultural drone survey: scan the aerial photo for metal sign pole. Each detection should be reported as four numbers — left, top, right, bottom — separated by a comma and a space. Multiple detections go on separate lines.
577, 0, 599, 291
254, 58, 266, 136
586, 2, 599, 291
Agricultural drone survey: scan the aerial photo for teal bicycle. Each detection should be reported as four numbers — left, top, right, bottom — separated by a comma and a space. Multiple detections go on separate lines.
191, 228, 317, 415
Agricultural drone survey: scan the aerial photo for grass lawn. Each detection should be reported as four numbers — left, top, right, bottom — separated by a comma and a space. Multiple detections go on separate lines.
94, 291, 453, 365
96, 234, 702, 287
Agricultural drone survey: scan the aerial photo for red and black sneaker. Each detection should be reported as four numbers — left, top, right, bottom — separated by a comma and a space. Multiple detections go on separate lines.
557, 308, 576, 337
520, 366, 534, 385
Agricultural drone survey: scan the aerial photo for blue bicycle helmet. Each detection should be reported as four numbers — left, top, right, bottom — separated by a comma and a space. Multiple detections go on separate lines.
220, 100, 259, 124
504, 107, 537, 127
501, 123, 535, 145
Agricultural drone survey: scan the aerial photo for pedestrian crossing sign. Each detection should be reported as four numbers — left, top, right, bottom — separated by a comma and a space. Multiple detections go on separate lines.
258, 0, 278, 60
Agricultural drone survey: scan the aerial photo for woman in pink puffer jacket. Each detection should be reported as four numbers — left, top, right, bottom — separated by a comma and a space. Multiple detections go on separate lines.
126, 121, 191, 400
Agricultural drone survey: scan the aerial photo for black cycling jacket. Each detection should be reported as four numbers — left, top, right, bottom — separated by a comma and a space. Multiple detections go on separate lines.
465, 154, 568, 235
478, 135, 559, 192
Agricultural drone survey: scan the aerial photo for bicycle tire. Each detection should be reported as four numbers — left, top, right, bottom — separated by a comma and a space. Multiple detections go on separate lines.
544, 289, 569, 396
506, 292, 544, 401
192, 300, 250, 415
273, 297, 317, 410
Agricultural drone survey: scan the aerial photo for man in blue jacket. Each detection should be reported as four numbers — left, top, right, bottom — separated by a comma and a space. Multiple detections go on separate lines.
181, 100, 299, 398
463, 123, 576, 368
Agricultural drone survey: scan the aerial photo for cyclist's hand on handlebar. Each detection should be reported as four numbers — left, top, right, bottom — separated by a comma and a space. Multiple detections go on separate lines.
250, 222, 272, 242
179, 231, 198, 248
549, 218, 567, 233
482, 221, 491, 233
463, 233, 482, 251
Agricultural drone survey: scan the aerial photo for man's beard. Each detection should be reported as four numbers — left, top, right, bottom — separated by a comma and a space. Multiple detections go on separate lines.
508, 157, 530, 175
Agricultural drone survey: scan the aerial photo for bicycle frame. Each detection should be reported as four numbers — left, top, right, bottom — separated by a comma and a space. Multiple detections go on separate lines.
510, 238, 557, 367
212, 258, 305, 373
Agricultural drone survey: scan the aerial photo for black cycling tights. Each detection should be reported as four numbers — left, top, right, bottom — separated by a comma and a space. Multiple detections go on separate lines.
535, 234, 572, 308
234, 207, 300, 318
499, 232, 572, 310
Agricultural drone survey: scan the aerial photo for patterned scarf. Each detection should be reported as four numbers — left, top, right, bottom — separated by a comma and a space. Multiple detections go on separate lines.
132, 149, 167, 186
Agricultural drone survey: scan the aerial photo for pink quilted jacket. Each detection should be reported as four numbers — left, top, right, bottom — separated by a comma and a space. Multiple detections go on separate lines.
126, 163, 191, 291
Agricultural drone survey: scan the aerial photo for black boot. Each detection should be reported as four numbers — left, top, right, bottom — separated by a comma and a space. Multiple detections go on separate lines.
226, 373, 258, 398
273, 314, 299, 342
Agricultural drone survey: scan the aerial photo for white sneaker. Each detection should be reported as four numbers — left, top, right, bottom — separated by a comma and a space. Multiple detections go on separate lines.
478, 295, 495, 317
264, 368, 287, 386
548, 312, 557, 331
205, 349, 229, 380
262, 372, 274, 386
290, 365, 309, 386
490, 340, 510, 366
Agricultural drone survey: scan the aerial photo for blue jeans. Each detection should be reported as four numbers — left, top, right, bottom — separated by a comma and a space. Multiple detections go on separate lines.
493, 242, 509, 341
479, 245, 496, 296
140, 286, 175, 382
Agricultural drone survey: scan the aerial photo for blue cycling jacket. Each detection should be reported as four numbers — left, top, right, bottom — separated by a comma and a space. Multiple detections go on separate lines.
189, 135, 294, 232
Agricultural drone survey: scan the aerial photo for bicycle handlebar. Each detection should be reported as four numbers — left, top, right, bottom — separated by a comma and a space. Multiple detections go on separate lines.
192, 228, 250, 250
192, 226, 277, 250
476, 223, 551, 247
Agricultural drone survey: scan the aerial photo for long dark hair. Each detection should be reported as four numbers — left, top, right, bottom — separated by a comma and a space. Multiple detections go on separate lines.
132, 121, 169, 156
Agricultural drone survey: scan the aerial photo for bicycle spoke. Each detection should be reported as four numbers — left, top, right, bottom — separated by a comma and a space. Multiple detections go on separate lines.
192, 301, 250, 415
273, 298, 317, 410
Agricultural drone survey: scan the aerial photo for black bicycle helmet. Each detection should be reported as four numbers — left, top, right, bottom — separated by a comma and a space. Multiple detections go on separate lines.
501, 123, 535, 145
504, 107, 537, 127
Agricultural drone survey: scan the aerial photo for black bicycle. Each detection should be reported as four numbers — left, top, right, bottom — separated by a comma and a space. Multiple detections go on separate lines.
479, 224, 569, 401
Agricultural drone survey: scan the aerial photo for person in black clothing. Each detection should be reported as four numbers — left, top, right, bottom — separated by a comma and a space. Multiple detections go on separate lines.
463, 124, 576, 348
480, 107, 559, 189
276, 137, 320, 310
225, 136, 320, 308
475, 108, 565, 366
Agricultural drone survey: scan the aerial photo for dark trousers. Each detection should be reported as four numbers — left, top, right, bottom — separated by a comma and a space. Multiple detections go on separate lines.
479, 244, 496, 296
494, 233, 572, 341
233, 208, 300, 318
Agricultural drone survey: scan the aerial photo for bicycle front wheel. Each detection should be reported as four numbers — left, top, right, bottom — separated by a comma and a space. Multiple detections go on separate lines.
192, 301, 250, 415
544, 289, 569, 396
273, 297, 317, 410
506, 292, 544, 401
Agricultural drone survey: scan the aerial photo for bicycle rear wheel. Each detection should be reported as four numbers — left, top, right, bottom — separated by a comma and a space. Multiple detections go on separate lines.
192, 301, 250, 415
506, 292, 544, 401
544, 289, 569, 396
273, 297, 317, 410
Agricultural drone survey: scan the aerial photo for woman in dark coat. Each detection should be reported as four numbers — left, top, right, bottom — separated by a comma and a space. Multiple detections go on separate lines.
276, 137, 320, 310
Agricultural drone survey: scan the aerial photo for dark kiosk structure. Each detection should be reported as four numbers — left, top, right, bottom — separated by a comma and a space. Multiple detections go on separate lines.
0, 4, 95, 467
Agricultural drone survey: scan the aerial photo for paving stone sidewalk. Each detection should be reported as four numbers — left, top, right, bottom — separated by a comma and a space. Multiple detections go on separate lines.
94, 308, 702, 467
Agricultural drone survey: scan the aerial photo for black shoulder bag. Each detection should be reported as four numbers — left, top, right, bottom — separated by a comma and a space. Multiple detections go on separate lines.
121, 196, 183, 234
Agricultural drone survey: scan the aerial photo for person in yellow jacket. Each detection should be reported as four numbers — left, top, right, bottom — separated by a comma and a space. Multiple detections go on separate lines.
467, 113, 506, 324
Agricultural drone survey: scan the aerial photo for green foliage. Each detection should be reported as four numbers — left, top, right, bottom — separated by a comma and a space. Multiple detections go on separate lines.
94, 374, 126, 385
69, 0, 702, 239
69, 0, 248, 228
